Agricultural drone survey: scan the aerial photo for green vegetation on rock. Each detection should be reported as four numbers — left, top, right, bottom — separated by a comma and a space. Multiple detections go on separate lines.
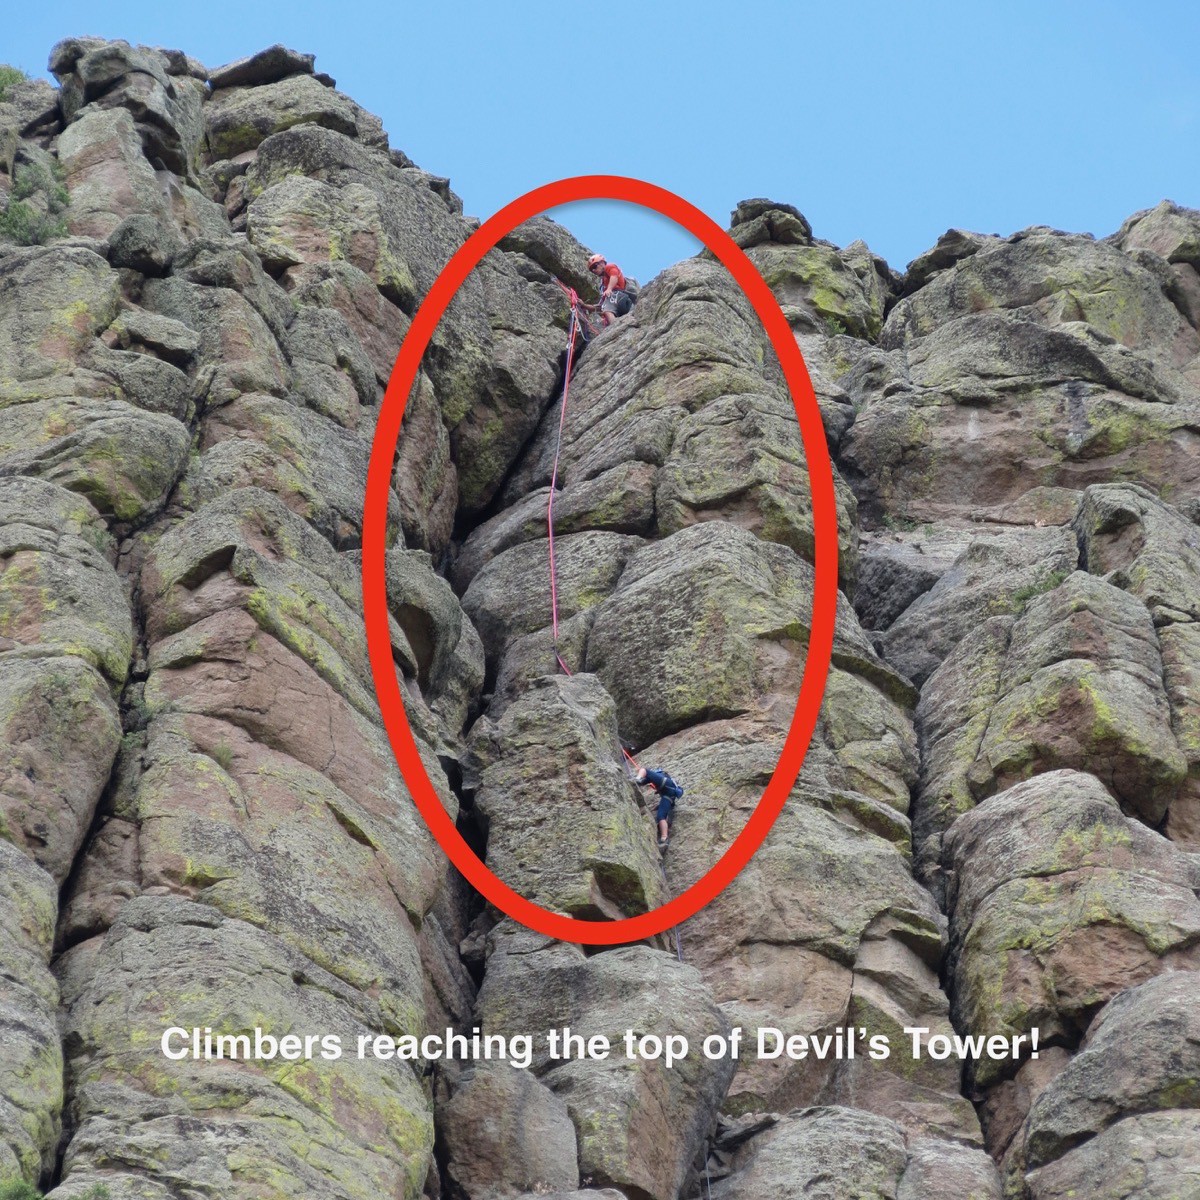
0, 159, 69, 246
0, 64, 28, 102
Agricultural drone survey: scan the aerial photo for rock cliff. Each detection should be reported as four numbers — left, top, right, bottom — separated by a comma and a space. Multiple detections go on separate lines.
2, 38, 1199, 1200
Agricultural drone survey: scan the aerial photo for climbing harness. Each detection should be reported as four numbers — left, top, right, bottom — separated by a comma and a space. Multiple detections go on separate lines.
546, 281, 684, 963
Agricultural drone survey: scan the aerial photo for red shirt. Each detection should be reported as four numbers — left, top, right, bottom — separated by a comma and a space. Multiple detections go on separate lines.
601, 263, 626, 292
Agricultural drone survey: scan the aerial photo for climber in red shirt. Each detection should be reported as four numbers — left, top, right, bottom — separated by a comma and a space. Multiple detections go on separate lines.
587, 253, 633, 327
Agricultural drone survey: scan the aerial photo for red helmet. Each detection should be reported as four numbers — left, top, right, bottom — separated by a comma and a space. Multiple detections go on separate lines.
587, 253, 605, 270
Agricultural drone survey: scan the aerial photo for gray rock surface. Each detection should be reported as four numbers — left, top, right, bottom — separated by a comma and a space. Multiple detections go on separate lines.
1013, 973, 1200, 1194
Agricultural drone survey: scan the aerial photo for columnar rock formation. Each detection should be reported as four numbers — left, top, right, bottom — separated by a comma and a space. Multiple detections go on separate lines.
1, 38, 1199, 1200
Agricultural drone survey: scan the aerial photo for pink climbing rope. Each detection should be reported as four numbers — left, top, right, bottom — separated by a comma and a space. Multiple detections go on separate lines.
545, 285, 642, 776
547, 296, 578, 676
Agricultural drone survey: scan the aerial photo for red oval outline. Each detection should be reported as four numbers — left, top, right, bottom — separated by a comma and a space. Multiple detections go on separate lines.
363, 175, 838, 944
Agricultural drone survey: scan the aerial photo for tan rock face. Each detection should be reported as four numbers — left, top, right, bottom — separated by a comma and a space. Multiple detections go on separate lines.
944, 771, 1200, 1090
4, 35, 1200, 1200
2, 37, 545, 1196
502, 255, 861, 584
476, 925, 736, 1200
468, 674, 667, 921
1013, 973, 1200, 1197
842, 230, 1200, 530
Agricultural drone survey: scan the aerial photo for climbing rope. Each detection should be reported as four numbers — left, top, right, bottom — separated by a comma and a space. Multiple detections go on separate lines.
546, 282, 683, 962
545, 282, 641, 772
546, 296, 578, 677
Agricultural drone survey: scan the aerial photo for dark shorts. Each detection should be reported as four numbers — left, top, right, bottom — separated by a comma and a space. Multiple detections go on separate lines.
601, 289, 633, 317
655, 793, 676, 823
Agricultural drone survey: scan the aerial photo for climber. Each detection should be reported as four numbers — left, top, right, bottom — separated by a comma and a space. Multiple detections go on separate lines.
634, 766, 684, 851
587, 253, 633, 327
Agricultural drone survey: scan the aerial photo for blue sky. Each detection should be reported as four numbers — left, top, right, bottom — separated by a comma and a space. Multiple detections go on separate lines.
7, 1, 1199, 284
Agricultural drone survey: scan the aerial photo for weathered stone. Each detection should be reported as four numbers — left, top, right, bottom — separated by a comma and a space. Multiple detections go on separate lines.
587, 523, 909, 748
1026, 1110, 1200, 1199
898, 1138, 1003, 1200
0, 244, 121, 396
0, 840, 61, 1185
945, 771, 1200, 1087
0, 476, 132, 685
206, 44, 316, 90
468, 674, 665, 921
1111, 199, 1200, 269
1160, 620, 1200, 847
104, 306, 200, 367
503, 257, 860, 580
967, 572, 1186, 821
247, 172, 419, 308
143, 274, 291, 405
140, 488, 379, 714
134, 640, 435, 1032
461, 530, 641, 679
0, 656, 121, 882
748, 241, 887, 340
452, 461, 658, 593
854, 528, 969, 631
54, 897, 433, 1200
843, 236, 1200, 527
247, 124, 565, 516
169, 235, 295, 341
1018, 972, 1200, 1185
205, 73, 374, 159
107, 211, 185, 274
283, 258, 408, 385
713, 1106, 1000, 1200
0, 396, 191, 524
52, 39, 206, 178
1075, 482, 1200, 625
979, 1048, 1072, 1166
652, 716, 968, 1139
0, 75, 59, 171
882, 526, 1079, 686
384, 549, 481, 727
903, 228, 1002, 293
476, 924, 736, 1200
914, 616, 1014, 890
729, 197, 813, 250
284, 303, 377, 427
885, 230, 1200, 367
181, 391, 394, 548
58, 106, 173, 238
713, 1107, 906, 1199
56, 809, 140, 951
440, 1064, 579, 1199
498, 214, 597, 295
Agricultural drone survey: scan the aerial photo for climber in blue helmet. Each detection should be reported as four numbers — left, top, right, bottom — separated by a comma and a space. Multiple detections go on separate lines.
634, 766, 684, 851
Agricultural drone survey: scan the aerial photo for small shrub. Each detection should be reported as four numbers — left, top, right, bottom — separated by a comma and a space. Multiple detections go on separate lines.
1, 161, 70, 246
0, 199, 66, 246
881, 512, 919, 533
0, 64, 28, 104
0, 1178, 43, 1200
1008, 568, 1069, 612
